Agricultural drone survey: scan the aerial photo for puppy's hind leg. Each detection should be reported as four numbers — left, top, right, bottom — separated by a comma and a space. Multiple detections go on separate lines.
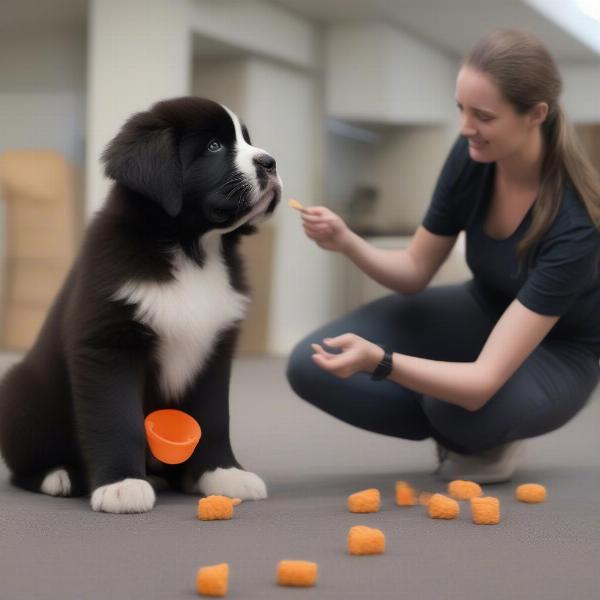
0, 361, 86, 496
12, 465, 87, 497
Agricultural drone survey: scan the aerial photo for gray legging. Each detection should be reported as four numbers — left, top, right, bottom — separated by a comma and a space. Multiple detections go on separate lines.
286, 281, 600, 454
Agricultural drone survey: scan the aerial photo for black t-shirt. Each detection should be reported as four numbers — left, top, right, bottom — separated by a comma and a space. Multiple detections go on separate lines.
422, 136, 600, 355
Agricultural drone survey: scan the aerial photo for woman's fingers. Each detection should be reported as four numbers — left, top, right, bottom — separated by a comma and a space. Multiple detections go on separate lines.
301, 212, 336, 224
312, 350, 342, 369
312, 350, 355, 375
303, 224, 331, 236
303, 221, 331, 231
311, 343, 331, 358
304, 206, 327, 216
303, 228, 332, 242
323, 334, 355, 349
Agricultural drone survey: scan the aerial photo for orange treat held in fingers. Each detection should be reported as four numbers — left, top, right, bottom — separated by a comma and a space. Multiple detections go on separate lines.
197, 496, 235, 520
347, 525, 386, 555
395, 481, 417, 506
196, 562, 229, 597
288, 198, 305, 211
471, 496, 501, 525
448, 480, 483, 500
277, 560, 318, 587
347, 488, 380, 513
516, 483, 547, 503
427, 493, 460, 520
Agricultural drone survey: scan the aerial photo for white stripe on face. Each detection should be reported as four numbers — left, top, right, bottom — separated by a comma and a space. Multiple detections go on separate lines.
221, 104, 270, 199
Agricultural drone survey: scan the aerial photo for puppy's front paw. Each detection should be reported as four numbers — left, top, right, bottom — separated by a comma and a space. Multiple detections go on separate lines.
90, 478, 155, 514
40, 468, 72, 497
196, 467, 267, 500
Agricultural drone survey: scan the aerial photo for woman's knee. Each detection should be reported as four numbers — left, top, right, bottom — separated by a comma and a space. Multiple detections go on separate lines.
286, 339, 323, 403
421, 396, 509, 453
424, 346, 600, 453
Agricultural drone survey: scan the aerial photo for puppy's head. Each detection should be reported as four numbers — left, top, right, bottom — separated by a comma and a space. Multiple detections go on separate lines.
102, 97, 281, 232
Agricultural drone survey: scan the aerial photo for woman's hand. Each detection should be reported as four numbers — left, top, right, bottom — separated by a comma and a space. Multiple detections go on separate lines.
301, 206, 353, 253
311, 334, 384, 378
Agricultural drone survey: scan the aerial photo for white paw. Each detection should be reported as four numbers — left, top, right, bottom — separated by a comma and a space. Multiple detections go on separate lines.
196, 467, 267, 500
90, 478, 155, 514
40, 468, 71, 497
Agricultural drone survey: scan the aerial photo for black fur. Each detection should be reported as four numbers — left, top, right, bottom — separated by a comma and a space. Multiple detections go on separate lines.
0, 97, 280, 503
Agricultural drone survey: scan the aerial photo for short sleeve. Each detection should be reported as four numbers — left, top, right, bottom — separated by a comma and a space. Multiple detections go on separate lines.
422, 136, 469, 236
517, 223, 600, 316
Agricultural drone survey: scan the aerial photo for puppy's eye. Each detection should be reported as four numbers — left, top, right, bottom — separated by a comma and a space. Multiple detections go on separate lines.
207, 139, 222, 153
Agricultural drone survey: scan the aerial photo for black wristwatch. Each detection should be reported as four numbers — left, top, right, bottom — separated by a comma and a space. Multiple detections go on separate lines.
371, 346, 394, 381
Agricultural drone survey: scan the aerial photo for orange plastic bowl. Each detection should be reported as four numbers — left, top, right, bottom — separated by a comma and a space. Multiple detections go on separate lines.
145, 409, 201, 464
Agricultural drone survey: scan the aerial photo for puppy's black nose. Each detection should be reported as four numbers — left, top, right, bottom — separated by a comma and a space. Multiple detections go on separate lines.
254, 154, 276, 172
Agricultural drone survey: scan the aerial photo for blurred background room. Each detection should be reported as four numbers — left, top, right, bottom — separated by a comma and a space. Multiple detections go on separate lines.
1, 5, 600, 597
0, 0, 599, 360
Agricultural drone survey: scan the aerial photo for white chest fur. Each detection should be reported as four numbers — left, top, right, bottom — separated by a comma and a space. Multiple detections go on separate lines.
113, 234, 249, 400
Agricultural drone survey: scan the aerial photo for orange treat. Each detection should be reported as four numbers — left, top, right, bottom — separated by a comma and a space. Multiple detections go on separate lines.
427, 493, 460, 520
276, 560, 318, 587
231, 498, 242, 506
470, 496, 501, 525
196, 562, 229, 597
516, 483, 547, 503
448, 480, 483, 500
347, 525, 386, 555
418, 492, 433, 507
288, 198, 305, 211
197, 496, 234, 520
347, 488, 381, 513
395, 481, 417, 506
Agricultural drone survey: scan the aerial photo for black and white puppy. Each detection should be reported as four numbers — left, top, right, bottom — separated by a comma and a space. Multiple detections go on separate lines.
0, 97, 281, 513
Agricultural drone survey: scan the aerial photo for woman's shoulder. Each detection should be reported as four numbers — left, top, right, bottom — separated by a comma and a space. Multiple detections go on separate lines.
557, 184, 597, 228
543, 184, 600, 247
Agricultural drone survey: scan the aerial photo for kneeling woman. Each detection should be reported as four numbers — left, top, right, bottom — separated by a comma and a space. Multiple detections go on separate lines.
287, 29, 600, 483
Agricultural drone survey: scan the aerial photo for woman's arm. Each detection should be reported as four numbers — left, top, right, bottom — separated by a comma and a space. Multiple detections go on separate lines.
312, 300, 559, 411
302, 205, 457, 294
342, 226, 457, 294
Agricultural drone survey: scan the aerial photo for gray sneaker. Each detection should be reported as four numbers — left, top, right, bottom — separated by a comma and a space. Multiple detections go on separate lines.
435, 440, 526, 484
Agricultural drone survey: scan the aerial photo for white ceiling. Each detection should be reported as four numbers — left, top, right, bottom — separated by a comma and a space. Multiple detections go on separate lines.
272, 0, 600, 62
1, 0, 598, 62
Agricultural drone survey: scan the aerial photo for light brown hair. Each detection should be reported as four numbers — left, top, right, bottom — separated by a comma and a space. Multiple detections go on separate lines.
464, 28, 600, 258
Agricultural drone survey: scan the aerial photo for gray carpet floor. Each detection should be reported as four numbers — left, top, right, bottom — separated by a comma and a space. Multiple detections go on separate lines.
1, 353, 599, 599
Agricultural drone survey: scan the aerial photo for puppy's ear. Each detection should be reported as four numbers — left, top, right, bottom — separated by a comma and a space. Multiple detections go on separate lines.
102, 122, 182, 217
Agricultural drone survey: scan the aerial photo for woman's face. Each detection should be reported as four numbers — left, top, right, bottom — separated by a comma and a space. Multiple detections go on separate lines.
455, 66, 536, 164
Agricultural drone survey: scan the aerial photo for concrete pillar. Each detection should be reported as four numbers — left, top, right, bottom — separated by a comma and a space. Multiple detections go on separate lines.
86, 0, 191, 218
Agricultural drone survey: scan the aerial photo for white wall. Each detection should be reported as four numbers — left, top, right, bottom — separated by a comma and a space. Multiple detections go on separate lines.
371, 124, 459, 232
193, 58, 248, 114
561, 63, 600, 123
0, 25, 87, 315
324, 122, 460, 234
0, 26, 86, 163
325, 23, 457, 124
324, 131, 377, 217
